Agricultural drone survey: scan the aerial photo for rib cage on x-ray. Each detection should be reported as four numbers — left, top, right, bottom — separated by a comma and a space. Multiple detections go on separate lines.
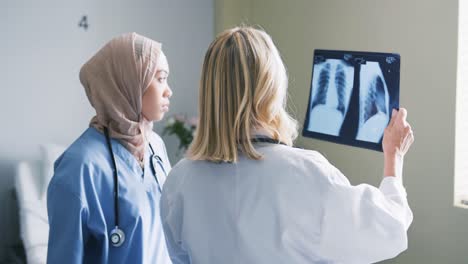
310, 63, 330, 109
363, 75, 387, 123
310, 63, 348, 115
356, 61, 390, 143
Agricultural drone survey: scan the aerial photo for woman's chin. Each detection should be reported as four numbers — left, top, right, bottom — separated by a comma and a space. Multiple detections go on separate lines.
154, 113, 165, 122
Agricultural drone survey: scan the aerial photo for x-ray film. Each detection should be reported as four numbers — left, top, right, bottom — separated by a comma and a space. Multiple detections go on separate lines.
302, 50, 400, 151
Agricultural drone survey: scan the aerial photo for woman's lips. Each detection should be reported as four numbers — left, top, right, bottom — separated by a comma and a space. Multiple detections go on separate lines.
162, 103, 170, 112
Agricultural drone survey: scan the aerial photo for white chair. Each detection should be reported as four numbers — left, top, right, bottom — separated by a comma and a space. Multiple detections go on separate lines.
14, 144, 65, 264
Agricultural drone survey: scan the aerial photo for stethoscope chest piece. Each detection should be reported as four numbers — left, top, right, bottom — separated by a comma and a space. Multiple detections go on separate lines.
110, 226, 125, 247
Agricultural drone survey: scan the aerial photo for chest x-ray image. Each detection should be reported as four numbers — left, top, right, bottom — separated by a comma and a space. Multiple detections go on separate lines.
303, 50, 400, 151
307, 59, 354, 136
357, 62, 390, 143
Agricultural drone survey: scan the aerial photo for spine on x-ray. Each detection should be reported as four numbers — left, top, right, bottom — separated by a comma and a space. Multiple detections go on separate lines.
335, 64, 347, 116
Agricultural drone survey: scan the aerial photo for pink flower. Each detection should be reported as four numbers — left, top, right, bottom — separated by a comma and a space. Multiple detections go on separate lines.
188, 117, 198, 127
174, 114, 185, 122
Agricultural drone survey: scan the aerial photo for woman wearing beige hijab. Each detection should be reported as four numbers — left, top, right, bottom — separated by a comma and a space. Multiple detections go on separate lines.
47, 32, 173, 263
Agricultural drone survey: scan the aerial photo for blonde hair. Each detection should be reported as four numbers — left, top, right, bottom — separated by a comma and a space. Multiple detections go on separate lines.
187, 26, 298, 162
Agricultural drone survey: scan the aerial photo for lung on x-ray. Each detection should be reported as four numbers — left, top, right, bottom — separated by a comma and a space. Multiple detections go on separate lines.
302, 50, 400, 151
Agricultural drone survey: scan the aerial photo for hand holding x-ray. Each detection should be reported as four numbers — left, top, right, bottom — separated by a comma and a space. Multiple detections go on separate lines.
382, 108, 414, 157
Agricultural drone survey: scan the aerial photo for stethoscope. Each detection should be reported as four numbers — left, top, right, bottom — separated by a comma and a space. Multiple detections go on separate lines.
103, 127, 167, 248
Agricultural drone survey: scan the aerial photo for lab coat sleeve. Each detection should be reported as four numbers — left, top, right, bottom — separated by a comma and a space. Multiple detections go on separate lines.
47, 182, 89, 264
319, 166, 413, 264
160, 188, 190, 264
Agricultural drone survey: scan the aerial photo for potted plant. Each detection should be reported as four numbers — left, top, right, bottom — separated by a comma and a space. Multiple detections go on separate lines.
162, 114, 198, 156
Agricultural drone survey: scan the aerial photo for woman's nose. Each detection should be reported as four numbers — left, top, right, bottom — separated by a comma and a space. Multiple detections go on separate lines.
166, 85, 173, 98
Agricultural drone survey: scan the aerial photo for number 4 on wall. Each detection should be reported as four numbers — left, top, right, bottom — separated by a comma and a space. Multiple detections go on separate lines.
78, 15, 89, 31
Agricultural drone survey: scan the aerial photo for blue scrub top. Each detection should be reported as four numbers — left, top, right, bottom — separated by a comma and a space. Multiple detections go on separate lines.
47, 127, 172, 264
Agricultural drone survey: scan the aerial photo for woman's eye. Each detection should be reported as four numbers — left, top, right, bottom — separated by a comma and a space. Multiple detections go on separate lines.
158, 77, 167, 82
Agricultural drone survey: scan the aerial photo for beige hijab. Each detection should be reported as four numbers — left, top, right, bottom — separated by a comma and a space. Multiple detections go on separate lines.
79, 32, 161, 164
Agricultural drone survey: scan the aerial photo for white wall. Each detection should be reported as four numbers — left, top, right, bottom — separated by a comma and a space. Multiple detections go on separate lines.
0, 0, 213, 260
216, 0, 468, 263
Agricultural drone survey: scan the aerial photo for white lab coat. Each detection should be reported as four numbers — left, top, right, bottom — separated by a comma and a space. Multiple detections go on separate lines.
160, 143, 413, 264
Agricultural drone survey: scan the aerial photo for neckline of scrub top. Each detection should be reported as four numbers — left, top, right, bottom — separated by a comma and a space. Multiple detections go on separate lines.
89, 126, 145, 178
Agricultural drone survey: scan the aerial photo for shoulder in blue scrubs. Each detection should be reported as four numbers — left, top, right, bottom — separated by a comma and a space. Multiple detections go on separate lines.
47, 127, 171, 263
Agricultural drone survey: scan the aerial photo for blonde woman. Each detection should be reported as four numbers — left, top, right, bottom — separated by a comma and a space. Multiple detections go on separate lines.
47, 33, 173, 263
161, 27, 414, 264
